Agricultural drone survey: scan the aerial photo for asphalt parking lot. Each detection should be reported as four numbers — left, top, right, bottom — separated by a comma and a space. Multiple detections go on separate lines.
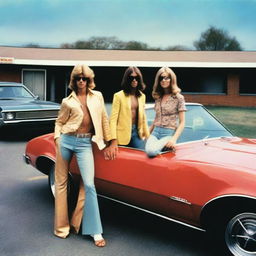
0, 127, 227, 256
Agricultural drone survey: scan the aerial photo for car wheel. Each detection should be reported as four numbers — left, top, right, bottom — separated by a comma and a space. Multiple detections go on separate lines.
48, 165, 74, 198
225, 212, 256, 256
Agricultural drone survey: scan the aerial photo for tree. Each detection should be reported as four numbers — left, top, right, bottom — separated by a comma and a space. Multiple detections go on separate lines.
81, 36, 124, 49
60, 37, 151, 50
165, 45, 191, 51
193, 26, 242, 51
124, 41, 149, 50
60, 36, 125, 50
24, 43, 41, 48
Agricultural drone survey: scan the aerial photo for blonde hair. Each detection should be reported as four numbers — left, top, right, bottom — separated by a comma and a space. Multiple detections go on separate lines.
152, 67, 181, 99
69, 64, 96, 92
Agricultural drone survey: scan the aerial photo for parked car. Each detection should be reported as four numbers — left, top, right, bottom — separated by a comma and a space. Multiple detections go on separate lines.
24, 103, 256, 256
0, 82, 60, 127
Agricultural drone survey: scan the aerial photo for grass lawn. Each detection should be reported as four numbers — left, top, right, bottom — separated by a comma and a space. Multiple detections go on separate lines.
206, 106, 256, 139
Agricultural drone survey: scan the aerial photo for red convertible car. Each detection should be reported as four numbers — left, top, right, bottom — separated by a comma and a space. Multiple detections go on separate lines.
24, 103, 256, 256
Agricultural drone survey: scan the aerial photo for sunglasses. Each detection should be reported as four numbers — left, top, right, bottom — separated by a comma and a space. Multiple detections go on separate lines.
75, 76, 90, 82
128, 75, 140, 82
159, 76, 171, 81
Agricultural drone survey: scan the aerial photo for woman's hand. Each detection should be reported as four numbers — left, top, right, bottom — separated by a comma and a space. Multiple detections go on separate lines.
104, 139, 118, 160
165, 138, 176, 150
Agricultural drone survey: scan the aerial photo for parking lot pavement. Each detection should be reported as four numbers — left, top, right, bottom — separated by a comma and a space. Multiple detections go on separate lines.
0, 130, 224, 256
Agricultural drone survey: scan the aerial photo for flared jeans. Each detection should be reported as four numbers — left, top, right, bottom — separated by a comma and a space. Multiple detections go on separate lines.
54, 134, 103, 238
145, 126, 175, 157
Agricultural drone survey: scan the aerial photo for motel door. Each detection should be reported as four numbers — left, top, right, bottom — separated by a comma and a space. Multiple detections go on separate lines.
22, 70, 46, 100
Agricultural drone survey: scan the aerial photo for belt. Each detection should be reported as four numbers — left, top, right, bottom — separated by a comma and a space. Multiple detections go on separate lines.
67, 132, 92, 138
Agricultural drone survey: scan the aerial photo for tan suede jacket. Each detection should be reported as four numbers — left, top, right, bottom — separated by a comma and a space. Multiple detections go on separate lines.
54, 90, 111, 150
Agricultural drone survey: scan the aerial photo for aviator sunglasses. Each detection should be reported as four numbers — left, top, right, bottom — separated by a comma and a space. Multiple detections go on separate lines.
128, 75, 140, 82
159, 76, 171, 81
75, 76, 90, 82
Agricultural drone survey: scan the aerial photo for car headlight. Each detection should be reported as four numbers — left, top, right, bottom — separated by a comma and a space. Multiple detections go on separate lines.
5, 112, 15, 120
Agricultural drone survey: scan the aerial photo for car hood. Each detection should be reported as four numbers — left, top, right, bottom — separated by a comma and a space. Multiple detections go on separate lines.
0, 98, 60, 111
178, 137, 256, 171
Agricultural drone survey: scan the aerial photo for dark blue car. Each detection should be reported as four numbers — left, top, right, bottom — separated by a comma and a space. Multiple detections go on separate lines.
0, 82, 60, 127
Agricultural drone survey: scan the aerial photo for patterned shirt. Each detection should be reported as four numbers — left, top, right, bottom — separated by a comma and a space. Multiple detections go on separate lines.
153, 93, 187, 129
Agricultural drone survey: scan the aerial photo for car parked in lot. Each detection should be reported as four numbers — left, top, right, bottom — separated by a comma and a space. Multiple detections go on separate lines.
24, 103, 256, 256
0, 82, 60, 127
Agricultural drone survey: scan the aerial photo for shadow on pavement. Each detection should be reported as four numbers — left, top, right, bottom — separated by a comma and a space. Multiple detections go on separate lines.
0, 126, 54, 142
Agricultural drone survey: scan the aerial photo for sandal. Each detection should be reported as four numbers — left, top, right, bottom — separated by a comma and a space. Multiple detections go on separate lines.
94, 239, 106, 247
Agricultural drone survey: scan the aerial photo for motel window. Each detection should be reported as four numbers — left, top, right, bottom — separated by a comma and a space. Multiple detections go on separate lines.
239, 69, 256, 95
175, 68, 227, 94
22, 69, 46, 100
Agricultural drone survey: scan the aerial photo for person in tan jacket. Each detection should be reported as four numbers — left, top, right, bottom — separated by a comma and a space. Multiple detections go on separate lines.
110, 67, 150, 150
54, 64, 116, 247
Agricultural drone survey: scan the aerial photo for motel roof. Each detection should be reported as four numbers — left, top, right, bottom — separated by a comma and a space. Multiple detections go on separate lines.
1, 46, 256, 68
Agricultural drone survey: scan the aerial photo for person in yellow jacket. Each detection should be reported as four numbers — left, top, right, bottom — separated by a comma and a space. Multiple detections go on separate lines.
110, 66, 150, 150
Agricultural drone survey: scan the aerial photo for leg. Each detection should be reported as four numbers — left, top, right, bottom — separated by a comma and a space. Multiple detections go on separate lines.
74, 138, 103, 235
70, 179, 85, 234
145, 134, 163, 157
54, 136, 73, 238
129, 126, 146, 150
158, 135, 173, 152
145, 127, 174, 157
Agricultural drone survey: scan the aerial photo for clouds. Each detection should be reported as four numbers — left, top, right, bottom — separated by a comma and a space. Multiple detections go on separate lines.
0, 0, 255, 50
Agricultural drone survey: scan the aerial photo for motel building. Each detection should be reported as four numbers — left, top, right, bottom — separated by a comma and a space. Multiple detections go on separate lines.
0, 46, 256, 107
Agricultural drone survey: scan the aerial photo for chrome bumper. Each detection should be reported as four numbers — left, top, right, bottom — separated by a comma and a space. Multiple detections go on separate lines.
23, 154, 31, 164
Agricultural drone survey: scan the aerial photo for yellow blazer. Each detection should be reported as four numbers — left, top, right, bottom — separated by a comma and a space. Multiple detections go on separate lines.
54, 90, 111, 150
110, 90, 150, 145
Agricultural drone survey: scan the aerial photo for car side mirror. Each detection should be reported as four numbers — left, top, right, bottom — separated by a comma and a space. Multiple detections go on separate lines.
35, 95, 40, 100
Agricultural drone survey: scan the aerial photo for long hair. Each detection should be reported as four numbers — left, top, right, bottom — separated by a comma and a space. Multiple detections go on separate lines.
121, 66, 146, 97
69, 64, 96, 93
152, 67, 181, 99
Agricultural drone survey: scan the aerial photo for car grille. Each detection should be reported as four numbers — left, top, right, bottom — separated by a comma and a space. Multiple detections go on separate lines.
15, 110, 59, 119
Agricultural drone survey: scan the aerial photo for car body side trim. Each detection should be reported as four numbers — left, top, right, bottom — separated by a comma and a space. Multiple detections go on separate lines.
202, 194, 256, 211
4, 118, 57, 123
98, 194, 205, 232
169, 196, 192, 205
2, 108, 59, 112
23, 154, 31, 164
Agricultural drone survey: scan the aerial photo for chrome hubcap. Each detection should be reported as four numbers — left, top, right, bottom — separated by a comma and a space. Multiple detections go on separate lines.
225, 213, 256, 256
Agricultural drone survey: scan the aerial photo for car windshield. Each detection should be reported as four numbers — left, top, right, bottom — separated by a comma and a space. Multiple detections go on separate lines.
146, 105, 233, 143
0, 86, 34, 99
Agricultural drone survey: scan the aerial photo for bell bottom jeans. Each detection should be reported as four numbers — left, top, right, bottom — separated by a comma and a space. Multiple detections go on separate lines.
145, 126, 175, 157
54, 134, 102, 238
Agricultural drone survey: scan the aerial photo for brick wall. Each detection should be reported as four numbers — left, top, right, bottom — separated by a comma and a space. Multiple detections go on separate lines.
0, 65, 21, 82
184, 73, 256, 107
184, 94, 256, 107
0, 65, 256, 107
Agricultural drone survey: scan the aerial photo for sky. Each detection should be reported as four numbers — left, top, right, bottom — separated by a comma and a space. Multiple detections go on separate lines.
0, 0, 256, 50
